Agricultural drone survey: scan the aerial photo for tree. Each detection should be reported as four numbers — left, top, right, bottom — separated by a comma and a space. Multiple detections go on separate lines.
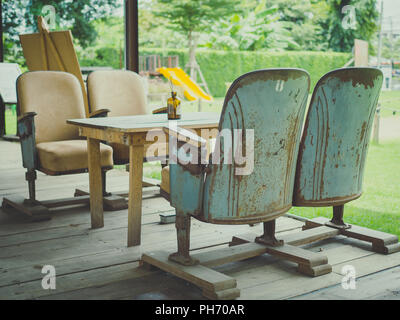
154, 0, 240, 80
2, 0, 121, 64
205, 4, 299, 51
379, 35, 400, 63
322, 0, 379, 52
2, 0, 27, 64
138, 0, 186, 49
75, 17, 125, 69
24, 0, 121, 48
265, 0, 330, 51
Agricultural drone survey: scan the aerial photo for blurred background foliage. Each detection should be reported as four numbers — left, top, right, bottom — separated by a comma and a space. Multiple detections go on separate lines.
1, 0, 383, 96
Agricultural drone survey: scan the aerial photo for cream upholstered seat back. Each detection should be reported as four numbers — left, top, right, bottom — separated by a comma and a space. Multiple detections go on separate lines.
87, 70, 147, 117
17, 71, 85, 144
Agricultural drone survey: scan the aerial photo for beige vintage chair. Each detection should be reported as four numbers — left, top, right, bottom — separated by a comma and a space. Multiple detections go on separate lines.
87, 70, 148, 163
1, 71, 114, 221
86, 70, 167, 192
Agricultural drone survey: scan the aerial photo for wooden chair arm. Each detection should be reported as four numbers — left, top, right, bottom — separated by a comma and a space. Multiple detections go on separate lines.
163, 126, 207, 148
17, 112, 37, 139
17, 112, 37, 123
89, 108, 110, 118
163, 126, 209, 175
17, 112, 38, 170
152, 106, 168, 114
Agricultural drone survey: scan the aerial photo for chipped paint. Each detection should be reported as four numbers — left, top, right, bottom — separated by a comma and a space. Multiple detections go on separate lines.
168, 69, 310, 225
293, 68, 383, 206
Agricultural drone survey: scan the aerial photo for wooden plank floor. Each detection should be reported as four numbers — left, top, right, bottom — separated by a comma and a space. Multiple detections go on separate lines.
0, 139, 399, 300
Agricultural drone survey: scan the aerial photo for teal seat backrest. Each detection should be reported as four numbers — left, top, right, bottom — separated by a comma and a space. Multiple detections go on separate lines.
293, 68, 383, 207
202, 69, 310, 224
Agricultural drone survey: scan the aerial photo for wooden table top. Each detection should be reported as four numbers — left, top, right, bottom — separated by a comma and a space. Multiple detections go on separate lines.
67, 112, 221, 133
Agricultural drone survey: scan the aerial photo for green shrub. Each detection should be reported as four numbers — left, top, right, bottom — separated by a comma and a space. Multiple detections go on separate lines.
140, 48, 351, 97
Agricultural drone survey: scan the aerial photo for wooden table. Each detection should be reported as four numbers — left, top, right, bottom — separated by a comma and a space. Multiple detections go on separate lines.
67, 112, 220, 247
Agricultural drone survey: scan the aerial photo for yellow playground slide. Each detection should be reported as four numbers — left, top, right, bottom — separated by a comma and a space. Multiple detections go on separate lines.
157, 67, 213, 102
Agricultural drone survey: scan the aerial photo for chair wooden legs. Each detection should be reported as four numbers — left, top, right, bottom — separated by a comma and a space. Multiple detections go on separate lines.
74, 169, 128, 211
140, 217, 331, 300
303, 205, 400, 254
1, 168, 123, 221
141, 210, 240, 299
2, 195, 51, 221
248, 219, 331, 277
168, 211, 199, 266
1, 169, 50, 221
141, 250, 240, 300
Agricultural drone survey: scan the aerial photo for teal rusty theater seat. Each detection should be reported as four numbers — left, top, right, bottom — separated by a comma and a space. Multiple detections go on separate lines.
160, 69, 310, 264
293, 67, 400, 254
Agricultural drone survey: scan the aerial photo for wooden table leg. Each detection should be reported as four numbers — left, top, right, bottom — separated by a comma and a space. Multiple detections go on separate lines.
127, 144, 144, 247
87, 138, 104, 229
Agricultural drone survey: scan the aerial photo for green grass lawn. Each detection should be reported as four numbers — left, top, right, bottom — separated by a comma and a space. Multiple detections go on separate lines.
379, 90, 400, 117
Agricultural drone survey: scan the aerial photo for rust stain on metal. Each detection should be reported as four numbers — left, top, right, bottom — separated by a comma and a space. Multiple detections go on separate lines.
293, 67, 383, 207
359, 121, 367, 143
328, 68, 380, 89
224, 69, 307, 105
173, 68, 311, 225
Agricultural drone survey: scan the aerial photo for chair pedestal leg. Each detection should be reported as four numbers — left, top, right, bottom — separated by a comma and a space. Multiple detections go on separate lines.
325, 205, 351, 229
169, 211, 199, 266
101, 170, 111, 197
74, 170, 128, 211
100, 170, 127, 210
24, 169, 39, 205
255, 220, 284, 247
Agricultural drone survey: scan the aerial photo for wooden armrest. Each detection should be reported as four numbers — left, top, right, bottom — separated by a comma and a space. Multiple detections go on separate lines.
163, 126, 206, 148
5, 101, 17, 105
163, 126, 210, 175
17, 112, 38, 170
18, 112, 37, 140
152, 106, 168, 114
89, 108, 110, 118
17, 112, 37, 123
